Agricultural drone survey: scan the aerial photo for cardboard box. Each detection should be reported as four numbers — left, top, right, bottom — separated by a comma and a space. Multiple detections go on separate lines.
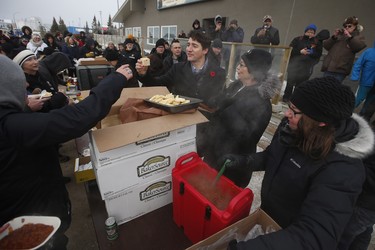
105, 174, 173, 225
74, 156, 96, 183
90, 124, 197, 165
92, 138, 197, 200
186, 209, 281, 250
80, 86, 189, 129
79, 57, 110, 66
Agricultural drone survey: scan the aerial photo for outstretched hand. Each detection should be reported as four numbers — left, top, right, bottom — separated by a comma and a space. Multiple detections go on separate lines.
116, 64, 133, 80
135, 59, 148, 76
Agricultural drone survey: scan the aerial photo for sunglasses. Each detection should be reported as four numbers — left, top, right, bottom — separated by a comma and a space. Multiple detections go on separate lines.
344, 24, 353, 28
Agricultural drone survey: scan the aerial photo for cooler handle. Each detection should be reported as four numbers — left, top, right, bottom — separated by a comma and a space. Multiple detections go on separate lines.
174, 152, 200, 170
223, 188, 254, 220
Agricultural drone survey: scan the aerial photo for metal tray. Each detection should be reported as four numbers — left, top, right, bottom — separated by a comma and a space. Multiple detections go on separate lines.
144, 95, 203, 113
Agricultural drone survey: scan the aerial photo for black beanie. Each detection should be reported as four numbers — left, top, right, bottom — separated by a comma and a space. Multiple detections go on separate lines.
155, 38, 166, 48
290, 76, 355, 123
124, 38, 133, 45
241, 49, 272, 75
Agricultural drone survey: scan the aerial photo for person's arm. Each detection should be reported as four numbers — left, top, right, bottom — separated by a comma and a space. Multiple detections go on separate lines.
250, 28, 262, 44
135, 58, 175, 87
347, 34, 367, 53
232, 27, 244, 43
269, 28, 280, 45
350, 52, 366, 81
5, 65, 133, 148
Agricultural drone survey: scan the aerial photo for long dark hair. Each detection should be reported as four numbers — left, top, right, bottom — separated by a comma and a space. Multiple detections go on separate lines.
296, 115, 335, 160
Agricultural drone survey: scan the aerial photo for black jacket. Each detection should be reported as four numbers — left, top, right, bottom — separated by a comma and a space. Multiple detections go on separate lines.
198, 73, 280, 181
287, 35, 323, 82
0, 72, 127, 232
163, 51, 187, 71
139, 59, 226, 109
235, 114, 374, 249
251, 26, 280, 45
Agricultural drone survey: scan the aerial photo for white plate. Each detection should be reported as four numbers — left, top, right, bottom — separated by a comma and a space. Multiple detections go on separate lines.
28, 94, 43, 98
0, 216, 61, 249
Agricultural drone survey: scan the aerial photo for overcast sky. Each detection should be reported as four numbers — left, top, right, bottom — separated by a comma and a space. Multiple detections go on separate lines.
1, 0, 125, 27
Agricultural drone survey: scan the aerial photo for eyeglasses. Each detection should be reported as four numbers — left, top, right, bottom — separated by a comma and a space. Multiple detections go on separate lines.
287, 103, 303, 117
344, 24, 353, 28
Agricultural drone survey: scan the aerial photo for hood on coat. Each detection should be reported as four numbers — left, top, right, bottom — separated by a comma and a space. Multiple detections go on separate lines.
335, 113, 375, 159
257, 72, 281, 99
0, 56, 26, 111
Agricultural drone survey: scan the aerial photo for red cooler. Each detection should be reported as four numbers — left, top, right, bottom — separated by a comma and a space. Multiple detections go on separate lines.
172, 152, 254, 243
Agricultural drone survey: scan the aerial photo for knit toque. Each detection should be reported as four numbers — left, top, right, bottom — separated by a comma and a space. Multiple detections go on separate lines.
13, 49, 35, 67
0, 56, 27, 110
290, 76, 355, 123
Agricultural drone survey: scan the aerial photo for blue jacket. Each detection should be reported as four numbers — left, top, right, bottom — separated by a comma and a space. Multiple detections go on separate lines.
351, 40, 375, 86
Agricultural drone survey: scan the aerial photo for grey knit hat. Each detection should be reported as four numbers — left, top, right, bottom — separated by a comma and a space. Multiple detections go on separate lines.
0, 56, 27, 110
290, 76, 355, 123
13, 50, 35, 67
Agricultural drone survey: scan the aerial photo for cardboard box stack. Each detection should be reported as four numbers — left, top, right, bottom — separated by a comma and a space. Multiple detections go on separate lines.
89, 87, 208, 225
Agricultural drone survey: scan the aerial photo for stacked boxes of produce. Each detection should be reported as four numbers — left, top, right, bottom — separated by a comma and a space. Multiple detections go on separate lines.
89, 87, 208, 225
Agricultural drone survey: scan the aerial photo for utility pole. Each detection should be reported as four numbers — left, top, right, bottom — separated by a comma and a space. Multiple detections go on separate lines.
99, 11, 104, 46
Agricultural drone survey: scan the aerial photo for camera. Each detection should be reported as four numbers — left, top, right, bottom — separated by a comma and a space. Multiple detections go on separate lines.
338, 29, 345, 34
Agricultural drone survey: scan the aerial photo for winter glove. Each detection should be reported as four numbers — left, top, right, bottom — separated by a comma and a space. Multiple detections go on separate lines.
217, 154, 253, 188
227, 239, 238, 250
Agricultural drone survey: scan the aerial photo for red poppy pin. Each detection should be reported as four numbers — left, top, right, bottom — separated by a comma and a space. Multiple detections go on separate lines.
210, 71, 216, 77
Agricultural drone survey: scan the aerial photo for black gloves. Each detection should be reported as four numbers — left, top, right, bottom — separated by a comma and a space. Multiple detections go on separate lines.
227, 239, 238, 250
217, 154, 253, 188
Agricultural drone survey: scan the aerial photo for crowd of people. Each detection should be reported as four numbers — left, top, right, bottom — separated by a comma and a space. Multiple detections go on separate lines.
0, 13, 374, 250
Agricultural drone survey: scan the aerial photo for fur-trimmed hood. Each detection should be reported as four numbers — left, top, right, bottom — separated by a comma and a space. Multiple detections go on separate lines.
335, 113, 375, 159
257, 71, 282, 99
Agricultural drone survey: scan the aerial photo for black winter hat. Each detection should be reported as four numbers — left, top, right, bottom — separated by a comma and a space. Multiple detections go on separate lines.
290, 76, 355, 123
124, 38, 133, 45
241, 49, 272, 75
212, 38, 222, 48
155, 38, 166, 48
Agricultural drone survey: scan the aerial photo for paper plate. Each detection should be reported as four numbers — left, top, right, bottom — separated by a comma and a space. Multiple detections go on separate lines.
0, 216, 61, 250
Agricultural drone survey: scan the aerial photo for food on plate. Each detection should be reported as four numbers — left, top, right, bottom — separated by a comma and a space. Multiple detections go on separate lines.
0, 223, 54, 249
140, 57, 150, 66
42, 92, 53, 98
149, 93, 190, 106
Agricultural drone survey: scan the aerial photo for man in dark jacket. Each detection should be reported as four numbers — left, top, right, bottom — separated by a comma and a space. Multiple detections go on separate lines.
251, 15, 280, 46
136, 30, 226, 110
322, 16, 366, 83
0, 56, 133, 249
163, 39, 187, 71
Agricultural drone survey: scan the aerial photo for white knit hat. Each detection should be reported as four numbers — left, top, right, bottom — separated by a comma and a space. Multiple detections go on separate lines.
13, 50, 35, 67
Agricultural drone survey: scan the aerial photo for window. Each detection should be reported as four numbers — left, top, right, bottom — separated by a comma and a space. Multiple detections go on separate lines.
125, 28, 132, 37
147, 26, 160, 45
132, 27, 141, 38
161, 25, 177, 42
